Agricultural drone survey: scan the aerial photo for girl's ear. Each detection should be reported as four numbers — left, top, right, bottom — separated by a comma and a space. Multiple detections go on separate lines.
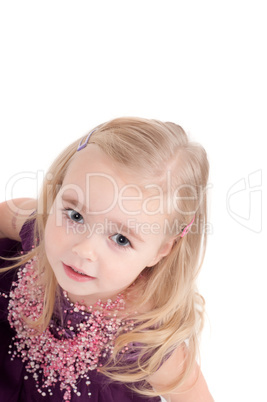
146, 237, 176, 267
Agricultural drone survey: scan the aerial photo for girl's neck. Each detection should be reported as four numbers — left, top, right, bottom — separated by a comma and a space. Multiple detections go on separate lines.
64, 278, 151, 315
66, 289, 126, 307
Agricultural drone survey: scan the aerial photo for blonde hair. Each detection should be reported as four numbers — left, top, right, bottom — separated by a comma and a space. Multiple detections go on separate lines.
5, 117, 209, 396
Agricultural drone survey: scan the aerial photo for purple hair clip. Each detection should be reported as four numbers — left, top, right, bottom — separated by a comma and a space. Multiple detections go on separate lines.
180, 216, 195, 238
77, 129, 96, 151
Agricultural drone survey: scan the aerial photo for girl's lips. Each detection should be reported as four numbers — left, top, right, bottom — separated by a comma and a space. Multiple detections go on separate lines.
62, 263, 96, 283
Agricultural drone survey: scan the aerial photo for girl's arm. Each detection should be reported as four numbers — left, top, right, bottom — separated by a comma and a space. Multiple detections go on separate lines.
148, 346, 214, 402
0, 198, 36, 240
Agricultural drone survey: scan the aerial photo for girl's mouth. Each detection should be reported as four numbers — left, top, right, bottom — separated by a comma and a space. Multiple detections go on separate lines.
62, 263, 96, 282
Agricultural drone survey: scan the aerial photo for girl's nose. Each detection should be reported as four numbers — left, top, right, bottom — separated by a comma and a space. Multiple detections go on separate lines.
71, 236, 98, 261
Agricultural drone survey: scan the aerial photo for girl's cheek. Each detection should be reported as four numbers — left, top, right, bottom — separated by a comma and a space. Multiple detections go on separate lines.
45, 216, 60, 250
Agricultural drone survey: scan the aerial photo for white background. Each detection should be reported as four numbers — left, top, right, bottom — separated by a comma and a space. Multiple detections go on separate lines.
0, 1, 266, 401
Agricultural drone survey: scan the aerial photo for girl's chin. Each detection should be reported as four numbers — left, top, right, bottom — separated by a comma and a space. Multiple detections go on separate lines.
65, 288, 123, 306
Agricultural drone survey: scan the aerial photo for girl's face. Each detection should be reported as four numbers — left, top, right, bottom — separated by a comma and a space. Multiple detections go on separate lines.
45, 144, 174, 305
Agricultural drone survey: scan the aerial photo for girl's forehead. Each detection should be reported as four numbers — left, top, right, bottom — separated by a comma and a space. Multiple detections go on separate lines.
64, 144, 154, 190
67, 145, 113, 175
60, 145, 168, 218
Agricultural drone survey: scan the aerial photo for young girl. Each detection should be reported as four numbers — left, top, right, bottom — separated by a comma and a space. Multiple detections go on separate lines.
0, 117, 213, 401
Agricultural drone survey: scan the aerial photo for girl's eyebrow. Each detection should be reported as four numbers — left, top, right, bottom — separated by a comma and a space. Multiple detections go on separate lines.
61, 195, 87, 214
61, 195, 145, 243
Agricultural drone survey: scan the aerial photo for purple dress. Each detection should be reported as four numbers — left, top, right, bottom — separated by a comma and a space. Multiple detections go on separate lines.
0, 222, 160, 402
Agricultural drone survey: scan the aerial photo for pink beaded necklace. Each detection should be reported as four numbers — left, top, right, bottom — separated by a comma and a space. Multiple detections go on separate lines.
6, 258, 135, 401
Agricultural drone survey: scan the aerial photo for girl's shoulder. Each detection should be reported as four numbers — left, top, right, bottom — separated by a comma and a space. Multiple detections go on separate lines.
0, 198, 36, 241
0, 204, 35, 294
148, 345, 214, 401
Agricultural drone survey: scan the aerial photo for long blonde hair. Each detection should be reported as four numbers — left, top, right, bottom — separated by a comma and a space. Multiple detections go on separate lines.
5, 117, 209, 396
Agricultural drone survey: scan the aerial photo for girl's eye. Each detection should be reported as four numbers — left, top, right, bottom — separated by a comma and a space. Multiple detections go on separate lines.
110, 233, 131, 248
66, 209, 84, 223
